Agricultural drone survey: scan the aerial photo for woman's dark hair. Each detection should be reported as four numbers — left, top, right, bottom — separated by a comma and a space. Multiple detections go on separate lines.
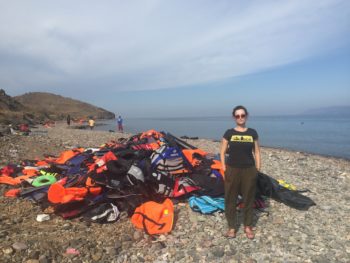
232, 105, 249, 117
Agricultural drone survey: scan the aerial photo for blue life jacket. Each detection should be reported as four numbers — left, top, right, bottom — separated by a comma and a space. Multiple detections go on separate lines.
189, 195, 225, 214
151, 145, 190, 175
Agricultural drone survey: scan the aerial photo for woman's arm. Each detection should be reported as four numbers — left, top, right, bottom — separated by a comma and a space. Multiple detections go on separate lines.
254, 139, 261, 171
220, 138, 228, 172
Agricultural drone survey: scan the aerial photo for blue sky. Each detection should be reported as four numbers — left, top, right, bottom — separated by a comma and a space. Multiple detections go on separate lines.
1, 1, 349, 117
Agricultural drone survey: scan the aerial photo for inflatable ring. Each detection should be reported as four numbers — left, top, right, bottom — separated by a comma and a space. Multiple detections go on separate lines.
32, 174, 57, 187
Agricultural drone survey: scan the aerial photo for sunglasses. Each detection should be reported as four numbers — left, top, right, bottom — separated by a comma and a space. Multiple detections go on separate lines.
234, 114, 246, 119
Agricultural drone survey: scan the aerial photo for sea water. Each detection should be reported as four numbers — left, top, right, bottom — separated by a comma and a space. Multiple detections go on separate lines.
95, 115, 350, 159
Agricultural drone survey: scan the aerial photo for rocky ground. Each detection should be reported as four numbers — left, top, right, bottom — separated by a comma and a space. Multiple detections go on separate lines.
0, 124, 349, 263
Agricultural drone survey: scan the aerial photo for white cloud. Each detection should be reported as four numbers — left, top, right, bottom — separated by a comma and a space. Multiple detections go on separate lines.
0, 0, 349, 94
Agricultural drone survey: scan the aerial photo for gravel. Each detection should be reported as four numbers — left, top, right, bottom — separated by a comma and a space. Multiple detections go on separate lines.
0, 123, 349, 262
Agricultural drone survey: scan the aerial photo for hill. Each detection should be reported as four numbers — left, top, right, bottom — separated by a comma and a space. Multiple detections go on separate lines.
0, 90, 115, 125
15, 92, 115, 121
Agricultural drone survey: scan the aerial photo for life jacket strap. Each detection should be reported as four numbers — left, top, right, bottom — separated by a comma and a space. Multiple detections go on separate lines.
133, 212, 165, 235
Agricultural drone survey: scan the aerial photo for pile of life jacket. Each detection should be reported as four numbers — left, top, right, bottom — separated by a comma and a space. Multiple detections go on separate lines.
0, 129, 315, 235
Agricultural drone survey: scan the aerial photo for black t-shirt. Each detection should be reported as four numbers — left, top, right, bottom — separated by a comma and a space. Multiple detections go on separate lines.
223, 128, 258, 168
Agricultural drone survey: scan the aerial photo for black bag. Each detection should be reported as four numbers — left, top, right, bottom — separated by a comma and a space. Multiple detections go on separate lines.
256, 172, 316, 210
82, 203, 120, 223
149, 171, 175, 197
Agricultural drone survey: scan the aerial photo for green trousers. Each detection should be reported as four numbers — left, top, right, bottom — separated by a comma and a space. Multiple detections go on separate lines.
224, 166, 257, 229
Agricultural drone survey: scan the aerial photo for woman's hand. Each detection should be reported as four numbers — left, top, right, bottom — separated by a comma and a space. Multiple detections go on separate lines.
220, 138, 228, 173
254, 140, 261, 173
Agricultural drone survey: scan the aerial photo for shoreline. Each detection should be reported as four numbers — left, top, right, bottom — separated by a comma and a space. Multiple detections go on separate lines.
94, 121, 350, 161
180, 136, 350, 163
260, 145, 350, 162
93, 118, 350, 161
0, 124, 349, 262
4, 122, 350, 163
1, 123, 349, 170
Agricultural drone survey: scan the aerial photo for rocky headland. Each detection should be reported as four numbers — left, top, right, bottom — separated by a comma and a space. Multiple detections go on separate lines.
0, 89, 115, 129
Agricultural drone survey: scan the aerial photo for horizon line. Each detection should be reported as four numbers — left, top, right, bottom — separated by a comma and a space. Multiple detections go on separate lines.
124, 113, 350, 119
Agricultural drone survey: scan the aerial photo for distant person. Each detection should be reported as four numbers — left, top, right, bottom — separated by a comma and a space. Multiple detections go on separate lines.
220, 105, 261, 240
88, 118, 95, 130
117, 115, 123, 133
67, 114, 71, 126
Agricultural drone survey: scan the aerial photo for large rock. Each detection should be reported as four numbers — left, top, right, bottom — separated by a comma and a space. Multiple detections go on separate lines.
0, 89, 24, 112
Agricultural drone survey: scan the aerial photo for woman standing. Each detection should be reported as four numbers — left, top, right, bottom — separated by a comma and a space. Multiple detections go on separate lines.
220, 105, 261, 239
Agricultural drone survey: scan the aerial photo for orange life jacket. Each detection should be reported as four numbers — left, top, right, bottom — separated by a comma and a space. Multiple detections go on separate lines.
47, 183, 101, 204
0, 173, 37, 185
94, 151, 118, 174
4, 189, 21, 197
131, 198, 174, 235
35, 161, 46, 166
0, 176, 18, 185
22, 168, 39, 176
55, 148, 84, 165
85, 177, 102, 195
211, 160, 225, 179
131, 142, 161, 151
182, 149, 207, 167
48, 183, 87, 203
140, 129, 163, 140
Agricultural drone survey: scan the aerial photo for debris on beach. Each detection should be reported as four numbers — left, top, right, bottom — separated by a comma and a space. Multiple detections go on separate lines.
0, 129, 315, 236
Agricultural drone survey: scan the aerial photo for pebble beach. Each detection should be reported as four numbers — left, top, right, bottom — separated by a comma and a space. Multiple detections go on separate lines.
0, 123, 349, 263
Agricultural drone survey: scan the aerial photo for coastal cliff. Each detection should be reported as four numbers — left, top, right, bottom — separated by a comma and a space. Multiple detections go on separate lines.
0, 89, 115, 125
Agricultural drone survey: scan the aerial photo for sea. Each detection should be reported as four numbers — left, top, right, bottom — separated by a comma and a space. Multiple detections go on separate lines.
95, 115, 350, 160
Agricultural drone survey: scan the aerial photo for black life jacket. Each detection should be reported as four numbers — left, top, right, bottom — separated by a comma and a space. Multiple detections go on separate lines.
256, 172, 316, 210
190, 170, 224, 197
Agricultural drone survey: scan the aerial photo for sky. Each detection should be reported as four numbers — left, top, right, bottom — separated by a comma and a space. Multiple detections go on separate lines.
1, 0, 349, 117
